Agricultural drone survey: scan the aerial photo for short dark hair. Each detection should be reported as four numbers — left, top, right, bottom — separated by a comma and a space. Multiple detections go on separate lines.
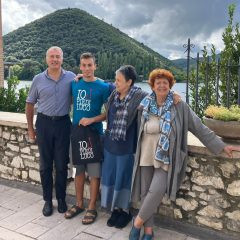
116, 65, 137, 86
80, 52, 96, 64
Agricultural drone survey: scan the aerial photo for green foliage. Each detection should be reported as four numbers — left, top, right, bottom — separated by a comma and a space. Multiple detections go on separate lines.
190, 4, 240, 117
204, 105, 240, 121
3, 8, 185, 81
0, 76, 29, 113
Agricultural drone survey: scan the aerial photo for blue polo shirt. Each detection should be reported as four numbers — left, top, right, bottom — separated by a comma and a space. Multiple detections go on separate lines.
26, 69, 76, 116
72, 79, 110, 134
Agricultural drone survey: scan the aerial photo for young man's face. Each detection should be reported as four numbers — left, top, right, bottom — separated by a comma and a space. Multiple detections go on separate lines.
80, 57, 96, 79
46, 48, 63, 71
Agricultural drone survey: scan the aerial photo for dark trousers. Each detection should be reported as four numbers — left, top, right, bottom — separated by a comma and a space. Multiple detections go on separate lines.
36, 114, 71, 201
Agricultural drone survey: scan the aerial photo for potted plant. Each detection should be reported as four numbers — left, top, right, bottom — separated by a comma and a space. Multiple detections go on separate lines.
203, 105, 240, 140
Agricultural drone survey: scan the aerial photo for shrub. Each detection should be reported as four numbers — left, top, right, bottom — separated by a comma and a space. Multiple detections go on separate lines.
204, 105, 240, 121
0, 76, 29, 113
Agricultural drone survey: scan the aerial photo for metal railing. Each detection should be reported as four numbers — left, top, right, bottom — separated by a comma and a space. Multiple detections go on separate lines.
184, 38, 240, 113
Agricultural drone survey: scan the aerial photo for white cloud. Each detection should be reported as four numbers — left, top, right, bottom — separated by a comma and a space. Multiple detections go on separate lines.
2, 0, 240, 59
2, 0, 49, 34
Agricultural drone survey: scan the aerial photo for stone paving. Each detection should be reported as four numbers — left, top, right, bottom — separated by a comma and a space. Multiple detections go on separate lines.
0, 183, 201, 240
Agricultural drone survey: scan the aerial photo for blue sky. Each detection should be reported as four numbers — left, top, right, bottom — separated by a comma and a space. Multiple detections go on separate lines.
2, 0, 240, 59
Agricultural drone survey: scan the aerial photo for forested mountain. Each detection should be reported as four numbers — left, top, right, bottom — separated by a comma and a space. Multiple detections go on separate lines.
3, 8, 185, 81
172, 54, 221, 70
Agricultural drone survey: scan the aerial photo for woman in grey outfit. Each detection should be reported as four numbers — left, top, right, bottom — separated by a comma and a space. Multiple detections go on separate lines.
129, 68, 240, 240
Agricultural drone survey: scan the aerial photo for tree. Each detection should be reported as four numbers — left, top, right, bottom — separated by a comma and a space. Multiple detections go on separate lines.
189, 4, 240, 117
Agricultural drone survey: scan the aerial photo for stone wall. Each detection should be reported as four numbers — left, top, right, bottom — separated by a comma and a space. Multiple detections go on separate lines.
0, 125, 40, 183
158, 152, 240, 236
0, 112, 240, 237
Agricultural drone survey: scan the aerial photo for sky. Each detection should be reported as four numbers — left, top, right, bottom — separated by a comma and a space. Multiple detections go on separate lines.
2, 0, 240, 60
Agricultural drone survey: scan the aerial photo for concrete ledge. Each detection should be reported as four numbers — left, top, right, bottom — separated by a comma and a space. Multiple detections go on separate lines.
0, 112, 33, 129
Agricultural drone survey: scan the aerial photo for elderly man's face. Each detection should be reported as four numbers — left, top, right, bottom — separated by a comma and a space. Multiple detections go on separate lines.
46, 48, 63, 70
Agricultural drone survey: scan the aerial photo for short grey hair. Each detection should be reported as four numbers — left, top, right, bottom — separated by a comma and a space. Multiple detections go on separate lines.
46, 46, 63, 58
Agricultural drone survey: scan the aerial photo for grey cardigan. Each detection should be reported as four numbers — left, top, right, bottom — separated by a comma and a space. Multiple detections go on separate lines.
131, 101, 226, 202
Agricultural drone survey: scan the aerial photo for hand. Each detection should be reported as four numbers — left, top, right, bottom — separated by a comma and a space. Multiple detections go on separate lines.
74, 74, 83, 82
28, 128, 36, 144
173, 92, 181, 105
79, 117, 94, 126
223, 145, 240, 158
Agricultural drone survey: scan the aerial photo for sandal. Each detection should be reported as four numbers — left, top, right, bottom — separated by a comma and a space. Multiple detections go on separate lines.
82, 209, 98, 225
64, 205, 85, 219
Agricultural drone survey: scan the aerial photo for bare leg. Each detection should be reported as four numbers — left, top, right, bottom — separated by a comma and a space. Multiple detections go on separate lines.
75, 173, 85, 208
134, 215, 153, 235
88, 177, 100, 210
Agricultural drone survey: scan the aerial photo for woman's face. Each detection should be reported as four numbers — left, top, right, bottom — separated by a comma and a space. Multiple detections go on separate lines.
152, 77, 170, 98
115, 71, 132, 94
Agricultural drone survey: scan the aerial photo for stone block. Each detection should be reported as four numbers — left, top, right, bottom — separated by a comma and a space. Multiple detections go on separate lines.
197, 205, 223, 218
22, 171, 28, 180
226, 210, 240, 221
29, 170, 40, 183
214, 197, 231, 209
11, 156, 24, 168
196, 216, 223, 230
7, 143, 19, 152
227, 180, 240, 196
174, 209, 183, 219
192, 185, 205, 192
13, 168, 21, 178
187, 192, 196, 198
199, 193, 211, 201
24, 160, 39, 170
5, 151, 14, 157
161, 196, 171, 205
226, 219, 240, 233
21, 154, 35, 161
18, 134, 24, 142
219, 162, 236, 178
176, 198, 198, 211
0, 164, 13, 175
10, 134, 17, 141
191, 171, 224, 189
200, 201, 208, 206
20, 147, 31, 154
30, 145, 39, 150
2, 131, 10, 140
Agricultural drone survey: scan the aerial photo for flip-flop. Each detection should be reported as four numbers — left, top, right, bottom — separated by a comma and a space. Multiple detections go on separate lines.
64, 205, 85, 219
82, 209, 98, 225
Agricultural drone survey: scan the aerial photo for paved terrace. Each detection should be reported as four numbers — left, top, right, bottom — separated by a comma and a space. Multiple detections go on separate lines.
0, 179, 200, 240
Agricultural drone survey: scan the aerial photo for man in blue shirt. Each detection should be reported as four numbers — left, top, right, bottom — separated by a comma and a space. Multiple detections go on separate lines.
26, 46, 75, 217
65, 52, 110, 224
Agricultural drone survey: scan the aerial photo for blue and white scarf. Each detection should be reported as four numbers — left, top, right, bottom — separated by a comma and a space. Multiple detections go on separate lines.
110, 86, 141, 141
140, 91, 173, 164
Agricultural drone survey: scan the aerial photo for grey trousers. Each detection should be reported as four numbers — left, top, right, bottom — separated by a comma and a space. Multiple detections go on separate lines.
138, 166, 168, 227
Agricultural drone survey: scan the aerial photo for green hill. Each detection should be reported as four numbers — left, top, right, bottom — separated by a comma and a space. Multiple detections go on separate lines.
3, 8, 185, 81
172, 54, 221, 71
